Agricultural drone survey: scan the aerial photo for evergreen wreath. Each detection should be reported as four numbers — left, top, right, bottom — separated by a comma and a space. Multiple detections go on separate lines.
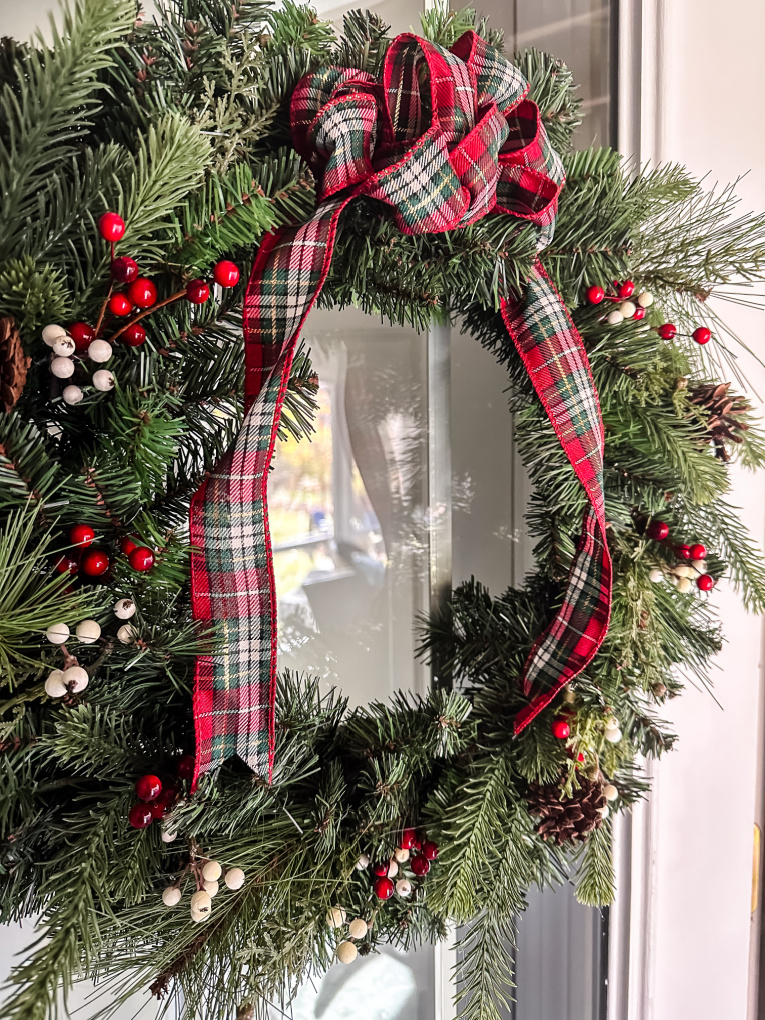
1, 2, 765, 1019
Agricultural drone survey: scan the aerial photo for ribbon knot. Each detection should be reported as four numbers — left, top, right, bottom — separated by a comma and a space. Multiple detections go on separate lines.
290, 33, 563, 238
189, 32, 612, 786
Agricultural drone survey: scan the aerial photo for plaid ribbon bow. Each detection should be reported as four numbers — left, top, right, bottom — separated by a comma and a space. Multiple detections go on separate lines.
189, 31, 612, 784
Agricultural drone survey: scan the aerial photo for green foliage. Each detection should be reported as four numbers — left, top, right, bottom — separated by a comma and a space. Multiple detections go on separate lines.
0, 1, 764, 1019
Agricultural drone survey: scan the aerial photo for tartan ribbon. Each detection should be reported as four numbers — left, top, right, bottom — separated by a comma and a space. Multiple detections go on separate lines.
189, 31, 612, 783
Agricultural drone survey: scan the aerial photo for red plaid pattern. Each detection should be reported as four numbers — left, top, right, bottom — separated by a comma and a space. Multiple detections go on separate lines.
190, 31, 611, 784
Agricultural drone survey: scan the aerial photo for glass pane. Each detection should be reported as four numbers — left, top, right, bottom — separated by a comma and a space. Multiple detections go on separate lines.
272, 306, 430, 705
478, 0, 616, 148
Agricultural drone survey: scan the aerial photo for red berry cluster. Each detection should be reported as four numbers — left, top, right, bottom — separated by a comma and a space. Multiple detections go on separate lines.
646, 519, 715, 591
586, 280, 647, 321
656, 322, 712, 346
75, 213, 242, 353
369, 828, 439, 900
128, 754, 194, 829
55, 525, 158, 580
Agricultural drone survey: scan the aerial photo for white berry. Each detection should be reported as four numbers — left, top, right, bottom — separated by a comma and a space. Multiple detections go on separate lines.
117, 624, 136, 644
191, 907, 210, 923
202, 860, 222, 882
336, 941, 358, 965
395, 879, 412, 897
52, 336, 76, 357
161, 828, 178, 843
676, 577, 692, 594
387, 859, 399, 878
326, 906, 346, 927
92, 369, 115, 391
162, 886, 182, 907
114, 598, 136, 619
604, 716, 619, 731
605, 727, 623, 744
607, 310, 624, 325
348, 918, 368, 939
394, 847, 410, 863
619, 301, 636, 318
224, 867, 245, 890
356, 854, 370, 870
637, 291, 653, 307
203, 879, 219, 896
75, 619, 101, 644
87, 339, 112, 363
603, 784, 619, 802
648, 568, 664, 583
46, 622, 70, 644
62, 385, 84, 405
190, 890, 212, 916
44, 670, 68, 698
673, 565, 692, 578
598, 805, 610, 818
692, 559, 708, 574
42, 324, 67, 346
51, 357, 75, 379
62, 665, 89, 693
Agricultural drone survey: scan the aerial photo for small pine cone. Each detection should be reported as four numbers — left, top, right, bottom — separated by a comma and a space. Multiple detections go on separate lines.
527, 775, 607, 845
0, 317, 31, 413
690, 381, 750, 462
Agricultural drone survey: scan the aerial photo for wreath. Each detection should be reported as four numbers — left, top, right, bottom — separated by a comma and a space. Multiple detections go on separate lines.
2, 2, 765, 1018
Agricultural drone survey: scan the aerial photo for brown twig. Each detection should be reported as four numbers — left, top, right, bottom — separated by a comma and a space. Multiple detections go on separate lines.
109, 291, 188, 344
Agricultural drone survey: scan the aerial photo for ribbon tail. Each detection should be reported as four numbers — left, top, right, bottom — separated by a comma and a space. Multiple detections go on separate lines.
189, 197, 348, 788
501, 260, 612, 733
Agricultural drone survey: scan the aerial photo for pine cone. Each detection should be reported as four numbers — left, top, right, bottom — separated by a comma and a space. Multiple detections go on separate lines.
690, 381, 750, 462
0, 316, 31, 413
527, 775, 607, 845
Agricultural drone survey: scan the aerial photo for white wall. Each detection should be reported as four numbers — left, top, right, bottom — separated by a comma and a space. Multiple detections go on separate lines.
629, 3, 765, 1019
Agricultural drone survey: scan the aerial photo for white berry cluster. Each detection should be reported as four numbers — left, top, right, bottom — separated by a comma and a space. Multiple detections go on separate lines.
606, 290, 653, 326
43, 618, 103, 697
649, 557, 710, 593
161, 859, 246, 922
42, 323, 115, 404
326, 905, 370, 964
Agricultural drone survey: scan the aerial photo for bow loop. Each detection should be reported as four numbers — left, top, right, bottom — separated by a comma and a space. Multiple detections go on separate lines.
289, 31, 562, 237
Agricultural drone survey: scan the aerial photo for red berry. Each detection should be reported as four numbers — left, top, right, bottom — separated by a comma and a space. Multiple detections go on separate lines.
412, 838, 422, 851
697, 573, 715, 591
176, 754, 195, 779
551, 717, 570, 740
374, 876, 395, 899
127, 278, 157, 309
657, 323, 677, 340
633, 306, 646, 320
421, 840, 439, 860
675, 545, 692, 560
647, 520, 670, 541
156, 785, 178, 808
128, 803, 154, 829
111, 256, 139, 284
69, 322, 95, 352
69, 524, 95, 548
372, 861, 390, 877
120, 535, 138, 556
692, 326, 712, 345
410, 855, 430, 876
55, 554, 79, 575
135, 774, 163, 802
122, 323, 147, 347
80, 548, 110, 576
150, 800, 168, 819
689, 543, 707, 561
213, 261, 240, 288
108, 292, 133, 317
186, 279, 210, 304
129, 546, 155, 572
586, 284, 605, 305
99, 211, 126, 243
617, 280, 635, 298
400, 828, 417, 850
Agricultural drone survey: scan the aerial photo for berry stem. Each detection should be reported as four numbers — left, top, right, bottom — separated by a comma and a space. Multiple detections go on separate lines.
94, 283, 114, 337
108, 290, 188, 344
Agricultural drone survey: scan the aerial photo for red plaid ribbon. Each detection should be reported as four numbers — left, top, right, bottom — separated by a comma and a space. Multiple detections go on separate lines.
189, 31, 612, 784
